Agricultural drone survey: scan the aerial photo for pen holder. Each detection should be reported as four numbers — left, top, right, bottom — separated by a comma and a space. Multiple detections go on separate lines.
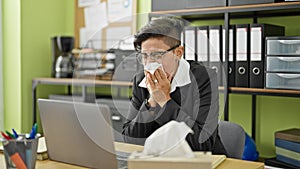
1, 134, 40, 169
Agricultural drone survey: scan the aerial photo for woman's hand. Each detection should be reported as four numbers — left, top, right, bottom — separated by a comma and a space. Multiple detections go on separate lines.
145, 68, 171, 107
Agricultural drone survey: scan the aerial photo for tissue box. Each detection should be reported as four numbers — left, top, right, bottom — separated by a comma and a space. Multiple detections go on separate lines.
128, 152, 226, 169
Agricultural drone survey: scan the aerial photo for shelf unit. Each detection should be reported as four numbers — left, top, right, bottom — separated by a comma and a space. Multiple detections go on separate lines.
149, 1, 300, 141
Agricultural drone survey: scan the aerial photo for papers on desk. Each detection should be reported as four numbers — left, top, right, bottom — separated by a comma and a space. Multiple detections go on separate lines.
265, 166, 285, 169
76, 69, 108, 76
36, 137, 48, 160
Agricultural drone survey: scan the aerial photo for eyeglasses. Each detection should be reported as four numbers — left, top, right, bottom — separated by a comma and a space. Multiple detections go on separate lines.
136, 44, 180, 64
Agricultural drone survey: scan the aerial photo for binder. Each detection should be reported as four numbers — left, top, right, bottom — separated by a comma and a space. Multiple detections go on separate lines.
209, 25, 223, 86
235, 24, 250, 87
181, 31, 184, 46
249, 24, 284, 88
222, 25, 236, 87
183, 26, 196, 61
196, 26, 209, 66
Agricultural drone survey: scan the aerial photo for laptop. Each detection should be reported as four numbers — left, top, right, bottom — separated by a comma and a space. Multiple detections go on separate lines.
38, 99, 123, 169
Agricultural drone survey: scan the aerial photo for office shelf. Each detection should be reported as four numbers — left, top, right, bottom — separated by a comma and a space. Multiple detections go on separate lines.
224, 87, 300, 97
150, 2, 300, 20
149, 1, 300, 141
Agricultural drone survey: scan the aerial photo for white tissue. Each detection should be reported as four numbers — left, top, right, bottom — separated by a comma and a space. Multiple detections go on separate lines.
144, 62, 162, 74
143, 121, 195, 158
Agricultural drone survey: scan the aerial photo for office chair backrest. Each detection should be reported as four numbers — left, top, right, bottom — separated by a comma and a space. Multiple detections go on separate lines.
218, 120, 245, 159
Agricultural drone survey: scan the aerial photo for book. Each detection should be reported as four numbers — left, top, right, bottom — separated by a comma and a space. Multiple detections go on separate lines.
275, 138, 300, 153
275, 128, 300, 143
276, 146, 300, 167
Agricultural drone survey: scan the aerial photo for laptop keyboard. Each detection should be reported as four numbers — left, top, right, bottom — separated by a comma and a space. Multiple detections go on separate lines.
116, 151, 131, 169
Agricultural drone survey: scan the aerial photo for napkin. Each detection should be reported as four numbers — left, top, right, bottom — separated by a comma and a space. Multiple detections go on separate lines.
144, 62, 162, 74
142, 121, 195, 158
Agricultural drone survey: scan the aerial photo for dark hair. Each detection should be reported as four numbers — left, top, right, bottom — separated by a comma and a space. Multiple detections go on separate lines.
133, 16, 184, 51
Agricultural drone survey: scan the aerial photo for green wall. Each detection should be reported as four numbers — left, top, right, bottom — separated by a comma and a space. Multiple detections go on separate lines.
2, 0, 299, 158
3, 0, 22, 131
137, 0, 151, 29
20, 0, 74, 132
3, 0, 74, 132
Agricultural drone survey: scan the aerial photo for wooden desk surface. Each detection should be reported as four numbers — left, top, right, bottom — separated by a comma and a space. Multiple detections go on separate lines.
0, 142, 264, 169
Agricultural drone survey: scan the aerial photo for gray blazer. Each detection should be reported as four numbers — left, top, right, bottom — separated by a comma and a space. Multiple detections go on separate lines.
122, 60, 226, 154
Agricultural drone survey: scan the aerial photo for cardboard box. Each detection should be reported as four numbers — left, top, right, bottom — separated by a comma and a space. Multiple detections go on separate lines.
128, 152, 226, 169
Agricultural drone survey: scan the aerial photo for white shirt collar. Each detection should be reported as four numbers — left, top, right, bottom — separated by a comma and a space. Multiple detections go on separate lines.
138, 58, 191, 93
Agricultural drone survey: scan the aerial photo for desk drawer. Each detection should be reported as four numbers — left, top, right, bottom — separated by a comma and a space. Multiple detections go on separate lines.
266, 73, 300, 90
266, 56, 300, 73
267, 38, 300, 55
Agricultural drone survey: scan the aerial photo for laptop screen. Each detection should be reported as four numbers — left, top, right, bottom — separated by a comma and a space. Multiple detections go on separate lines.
38, 99, 118, 169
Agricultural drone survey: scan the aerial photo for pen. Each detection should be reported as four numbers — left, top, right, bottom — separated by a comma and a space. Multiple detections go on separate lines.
1, 131, 12, 140
29, 123, 37, 139
33, 123, 38, 137
6, 130, 16, 139
12, 129, 19, 138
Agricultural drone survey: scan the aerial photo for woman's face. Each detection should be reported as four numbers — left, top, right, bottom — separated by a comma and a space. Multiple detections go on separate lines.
141, 38, 183, 77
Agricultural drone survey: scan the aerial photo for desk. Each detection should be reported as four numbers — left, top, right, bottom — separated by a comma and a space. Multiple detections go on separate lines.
32, 78, 133, 124
1, 142, 264, 169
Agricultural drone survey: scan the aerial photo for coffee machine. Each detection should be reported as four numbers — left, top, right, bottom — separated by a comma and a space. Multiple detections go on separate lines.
51, 36, 75, 78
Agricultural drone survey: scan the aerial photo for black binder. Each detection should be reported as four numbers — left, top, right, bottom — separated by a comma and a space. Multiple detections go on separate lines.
183, 26, 197, 61
223, 25, 236, 87
196, 26, 209, 66
209, 25, 223, 86
235, 24, 250, 87
249, 24, 284, 88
